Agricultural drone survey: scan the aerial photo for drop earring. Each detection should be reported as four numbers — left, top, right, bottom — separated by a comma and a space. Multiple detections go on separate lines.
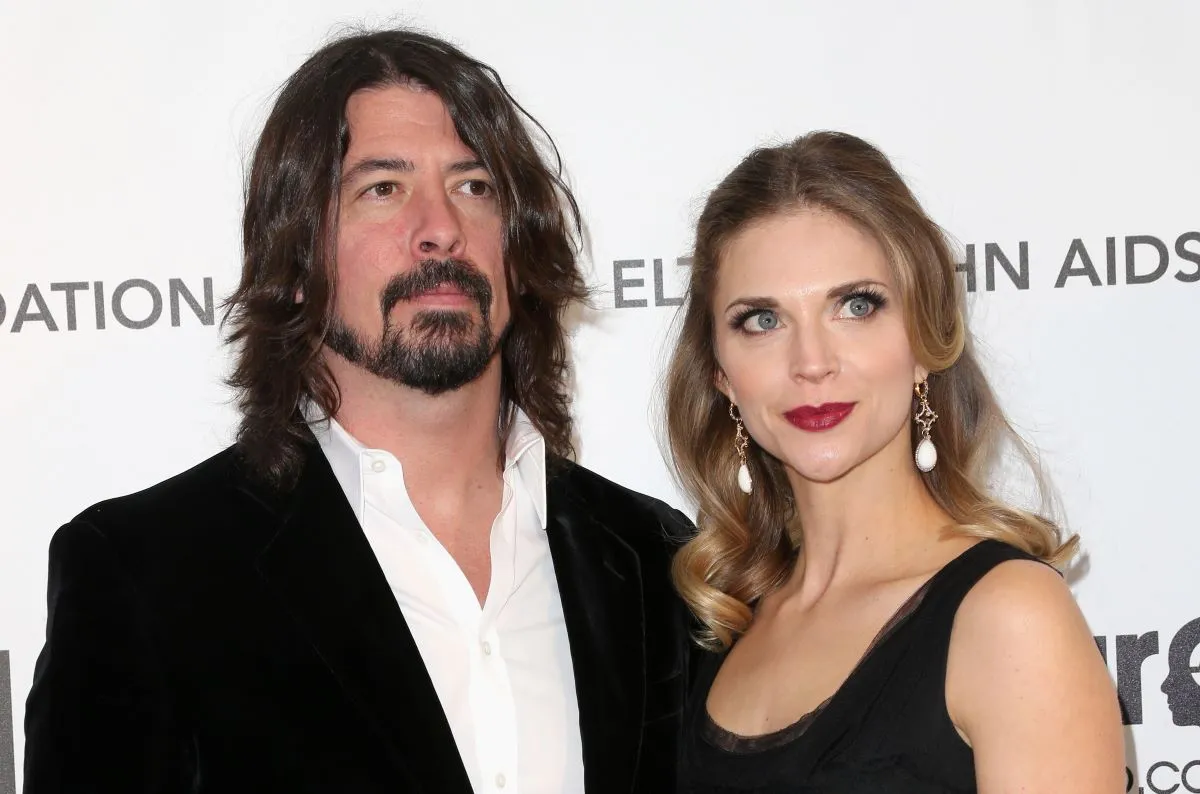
913, 380, 938, 472
730, 402, 753, 494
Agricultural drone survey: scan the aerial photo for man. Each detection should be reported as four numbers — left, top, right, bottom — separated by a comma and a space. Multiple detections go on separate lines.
24, 29, 694, 794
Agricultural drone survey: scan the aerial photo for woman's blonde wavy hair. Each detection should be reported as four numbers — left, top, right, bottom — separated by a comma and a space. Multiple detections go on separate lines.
665, 131, 1077, 650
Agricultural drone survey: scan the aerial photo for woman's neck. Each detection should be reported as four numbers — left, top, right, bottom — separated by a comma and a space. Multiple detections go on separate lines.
782, 448, 955, 605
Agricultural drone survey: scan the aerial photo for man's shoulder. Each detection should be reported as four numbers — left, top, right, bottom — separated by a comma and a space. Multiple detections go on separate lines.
76, 445, 240, 519
66, 445, 271, 554
547, 458, 694, 545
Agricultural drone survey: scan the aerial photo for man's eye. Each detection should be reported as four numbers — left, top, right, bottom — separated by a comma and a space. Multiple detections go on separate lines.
457, 179, 493, 197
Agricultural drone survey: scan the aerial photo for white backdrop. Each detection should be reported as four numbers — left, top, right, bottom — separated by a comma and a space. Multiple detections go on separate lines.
1, 1, 1197, 791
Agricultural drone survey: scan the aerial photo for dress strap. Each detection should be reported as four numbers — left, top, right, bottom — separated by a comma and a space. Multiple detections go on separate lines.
918, 539, 1049, 630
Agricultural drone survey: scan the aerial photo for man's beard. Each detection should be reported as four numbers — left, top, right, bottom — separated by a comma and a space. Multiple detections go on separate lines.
326, 258, 506, 395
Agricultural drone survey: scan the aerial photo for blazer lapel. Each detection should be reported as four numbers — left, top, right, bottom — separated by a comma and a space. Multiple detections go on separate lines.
545, 469, 647, 794
251, 447, 473, 794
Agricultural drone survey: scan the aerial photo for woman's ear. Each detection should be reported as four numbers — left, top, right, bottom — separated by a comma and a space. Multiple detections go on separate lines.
715, 368, 737, 405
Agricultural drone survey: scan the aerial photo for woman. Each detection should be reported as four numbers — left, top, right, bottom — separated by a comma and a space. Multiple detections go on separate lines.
664, 131, 1123, 792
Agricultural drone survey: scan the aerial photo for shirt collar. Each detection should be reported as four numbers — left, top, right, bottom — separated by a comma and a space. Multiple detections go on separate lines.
308, 407, 548, 529
505, 411, 548, 529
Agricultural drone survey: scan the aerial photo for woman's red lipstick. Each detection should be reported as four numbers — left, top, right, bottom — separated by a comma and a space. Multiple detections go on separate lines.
784, 402, 856, 431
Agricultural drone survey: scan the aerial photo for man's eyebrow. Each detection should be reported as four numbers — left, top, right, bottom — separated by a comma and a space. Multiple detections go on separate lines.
446, 158, 488, 175
341, 157, 415, 185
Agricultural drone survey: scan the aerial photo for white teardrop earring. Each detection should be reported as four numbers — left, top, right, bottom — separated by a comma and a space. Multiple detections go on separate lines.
730, 402, 753, 494
913, 380, 938, 472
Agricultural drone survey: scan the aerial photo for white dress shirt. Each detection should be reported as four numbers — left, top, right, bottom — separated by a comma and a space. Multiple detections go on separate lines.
311, 412, 585, 794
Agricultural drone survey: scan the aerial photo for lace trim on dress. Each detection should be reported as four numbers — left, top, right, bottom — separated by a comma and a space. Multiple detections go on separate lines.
701, 575, 937, 755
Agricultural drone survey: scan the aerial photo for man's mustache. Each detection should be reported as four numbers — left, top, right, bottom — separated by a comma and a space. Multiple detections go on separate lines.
380, 258, 493, 316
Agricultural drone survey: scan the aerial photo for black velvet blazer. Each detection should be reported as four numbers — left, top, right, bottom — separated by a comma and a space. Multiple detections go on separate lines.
23, 441, 695, 793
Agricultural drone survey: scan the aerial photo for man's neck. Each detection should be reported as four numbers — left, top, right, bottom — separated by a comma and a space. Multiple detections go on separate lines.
327, 355, 506, 487
324, 355, 509, 605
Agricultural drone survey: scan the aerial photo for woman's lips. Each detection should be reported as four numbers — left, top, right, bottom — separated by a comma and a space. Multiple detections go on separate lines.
783, 402, 856, 432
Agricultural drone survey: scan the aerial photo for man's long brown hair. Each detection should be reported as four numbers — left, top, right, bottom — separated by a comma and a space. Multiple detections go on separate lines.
224, 28, 587, 487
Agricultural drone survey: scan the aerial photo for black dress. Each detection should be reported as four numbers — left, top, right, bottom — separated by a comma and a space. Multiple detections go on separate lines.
678, 540, 1040, 793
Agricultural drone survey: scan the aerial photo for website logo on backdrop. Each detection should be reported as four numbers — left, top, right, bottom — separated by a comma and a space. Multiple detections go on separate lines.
0, 277, 215, 332
1095, 616, 1200, 793
1161, 618, 1200, 728
1097, 617, 1200, 728
609, 231, 1200, 307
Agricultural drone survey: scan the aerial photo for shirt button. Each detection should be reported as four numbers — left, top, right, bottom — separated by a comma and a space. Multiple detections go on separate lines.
370, 459, 386, 473
495, 773, 506, 788
481, 640, 493, 656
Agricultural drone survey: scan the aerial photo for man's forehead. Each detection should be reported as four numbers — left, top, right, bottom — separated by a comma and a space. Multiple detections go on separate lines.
345, 82, 446, 126
342, 83, 477, 161
347, 76, 434, 106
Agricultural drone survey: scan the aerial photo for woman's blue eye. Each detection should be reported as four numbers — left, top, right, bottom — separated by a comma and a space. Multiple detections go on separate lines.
846, 296, 873, 317
744, 310, 779, 332
838, 291, 886, 319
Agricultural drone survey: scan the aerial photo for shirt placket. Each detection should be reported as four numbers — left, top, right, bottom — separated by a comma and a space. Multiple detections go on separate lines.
470, 474, 520, 793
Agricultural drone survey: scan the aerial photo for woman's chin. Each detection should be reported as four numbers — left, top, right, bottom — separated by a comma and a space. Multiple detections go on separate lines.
785, 454, 858, 486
